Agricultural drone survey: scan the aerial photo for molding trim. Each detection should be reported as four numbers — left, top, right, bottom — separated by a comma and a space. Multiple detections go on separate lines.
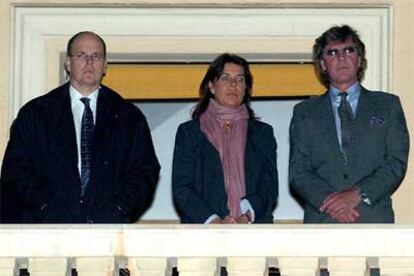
10, 4, 391, 119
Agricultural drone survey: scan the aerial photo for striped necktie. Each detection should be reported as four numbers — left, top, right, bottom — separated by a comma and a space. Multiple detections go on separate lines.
80, 97, 94, 196
338, 92, 353, 165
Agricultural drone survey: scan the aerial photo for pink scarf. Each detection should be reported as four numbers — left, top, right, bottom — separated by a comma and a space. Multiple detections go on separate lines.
200, 99, 249, 219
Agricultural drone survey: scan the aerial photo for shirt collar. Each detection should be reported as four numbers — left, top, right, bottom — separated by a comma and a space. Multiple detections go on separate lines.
329, 82, 361, 104
69, 85, 99, 105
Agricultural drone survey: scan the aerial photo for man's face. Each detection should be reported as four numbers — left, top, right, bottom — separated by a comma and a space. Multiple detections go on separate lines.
320, 39, 360, 90
65, 34, 107, 95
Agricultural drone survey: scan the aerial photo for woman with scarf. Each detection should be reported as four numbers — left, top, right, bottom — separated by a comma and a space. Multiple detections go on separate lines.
172, 53, 278, 224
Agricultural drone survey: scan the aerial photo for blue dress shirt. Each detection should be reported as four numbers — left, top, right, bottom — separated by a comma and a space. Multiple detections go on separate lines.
329, 82, 361, 148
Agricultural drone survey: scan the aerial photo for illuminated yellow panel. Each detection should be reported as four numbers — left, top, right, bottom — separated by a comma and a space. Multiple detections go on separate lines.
102, 63, 325, 100
252, 64, 325, 97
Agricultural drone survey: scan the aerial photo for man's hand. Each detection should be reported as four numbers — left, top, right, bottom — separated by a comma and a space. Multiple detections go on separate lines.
320, 187, 362, 222
331, 208, 360, 223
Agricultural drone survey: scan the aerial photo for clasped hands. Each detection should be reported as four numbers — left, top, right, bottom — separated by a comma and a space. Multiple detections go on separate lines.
320, 187, 361, 223
211, 212, 251, 224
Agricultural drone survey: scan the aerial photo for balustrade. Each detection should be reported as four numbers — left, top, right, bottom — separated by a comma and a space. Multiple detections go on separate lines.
1, 224, 413, 275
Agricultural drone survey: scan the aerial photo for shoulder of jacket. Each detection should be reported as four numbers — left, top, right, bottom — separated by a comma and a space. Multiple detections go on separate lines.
294, 94, 326, 113
100, 85, 147, 118
177, 119, 199, 132
249, 119, 273, 132
19, 83, 68, 114
363, 89, 399, 101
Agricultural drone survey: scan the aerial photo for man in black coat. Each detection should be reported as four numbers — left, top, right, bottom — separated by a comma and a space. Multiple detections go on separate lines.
0, 31, 160, 223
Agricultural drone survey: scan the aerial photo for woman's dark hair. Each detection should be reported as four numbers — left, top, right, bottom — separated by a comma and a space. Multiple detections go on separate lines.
313, 25, 367, 88
192, 53, 255, 119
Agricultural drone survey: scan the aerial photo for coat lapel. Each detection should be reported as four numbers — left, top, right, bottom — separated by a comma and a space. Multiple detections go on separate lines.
352, 88, 376, 137
51, 84, 82, 218
93, 88, 116, 154
244, 121, 255, 193
87, 88, 119, 203
315, 93, 344, 161
54, 85, 78, 171
351, 88, 377, 167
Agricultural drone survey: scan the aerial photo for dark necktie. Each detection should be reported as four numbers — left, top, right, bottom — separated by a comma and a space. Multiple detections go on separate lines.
338, 92, 353, 165
80, 97, 94, 196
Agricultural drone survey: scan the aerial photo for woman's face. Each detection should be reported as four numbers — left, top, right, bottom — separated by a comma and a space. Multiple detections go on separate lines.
208, 63, 246, 108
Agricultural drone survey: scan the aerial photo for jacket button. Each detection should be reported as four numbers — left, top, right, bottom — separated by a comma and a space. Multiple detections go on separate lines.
344, 174, 348, 179
87, 219, 94, 223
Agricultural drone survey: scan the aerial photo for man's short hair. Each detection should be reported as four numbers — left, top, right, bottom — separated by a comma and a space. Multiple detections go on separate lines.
66, 31, 107, 58
313, 25, 367, 88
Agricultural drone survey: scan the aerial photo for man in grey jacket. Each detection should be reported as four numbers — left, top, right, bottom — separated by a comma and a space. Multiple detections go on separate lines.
289, 25, 409, 223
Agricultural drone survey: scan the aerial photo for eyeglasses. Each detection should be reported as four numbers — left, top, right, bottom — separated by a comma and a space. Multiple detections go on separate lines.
324, 45, 357, 58
217, 74, 246, 85
71, 52, 104, 63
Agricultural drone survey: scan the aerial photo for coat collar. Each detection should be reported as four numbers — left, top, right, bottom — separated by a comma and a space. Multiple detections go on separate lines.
318, 87, 378, 167
51, 82, 120, 181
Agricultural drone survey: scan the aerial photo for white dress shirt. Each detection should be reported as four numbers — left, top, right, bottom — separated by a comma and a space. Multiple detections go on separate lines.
69, 85, 99, 175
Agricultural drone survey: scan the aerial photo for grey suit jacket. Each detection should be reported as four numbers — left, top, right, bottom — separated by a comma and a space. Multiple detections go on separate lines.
289, 87, 409, 223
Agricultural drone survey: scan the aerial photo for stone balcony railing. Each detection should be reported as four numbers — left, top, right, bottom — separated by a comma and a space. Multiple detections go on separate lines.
1, 224, 414, 275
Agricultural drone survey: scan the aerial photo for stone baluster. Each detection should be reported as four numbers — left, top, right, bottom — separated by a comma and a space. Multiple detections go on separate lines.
176, 257, 217, 276
277, 257, 319, 275
226, 257, 266, 276
0, 258, 15, 276
128, 257, 168, 276
378, 257, 414, 275
327, 257, 366, 276
76, 257, 114, 276
366, 257, 380, 276
27, 257, 67, 276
